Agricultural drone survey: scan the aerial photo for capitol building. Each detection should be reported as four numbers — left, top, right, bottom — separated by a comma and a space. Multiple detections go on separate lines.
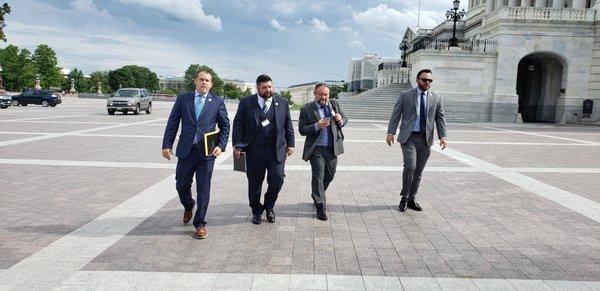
346, 0, 600, 123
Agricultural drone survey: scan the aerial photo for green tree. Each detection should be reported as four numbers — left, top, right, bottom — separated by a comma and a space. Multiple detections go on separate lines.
223, 82, 245, 99
0, 3, 11, 42
0, 45, 37, 91
108, 65, 159, 92
183, 64, 224, 96
61, 68, 89, 92
279, 90, 293, 105
32, 44, 63, 89
89, 71, 111, 93
329, 84, 346, 99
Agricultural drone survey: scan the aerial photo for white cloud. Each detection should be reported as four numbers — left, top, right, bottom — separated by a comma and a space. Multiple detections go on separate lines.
352, 4, 441, 41
116, 0, 222, 31
310, 18, 330, 34
270, 19, 286, 31
273, 1, 297, 15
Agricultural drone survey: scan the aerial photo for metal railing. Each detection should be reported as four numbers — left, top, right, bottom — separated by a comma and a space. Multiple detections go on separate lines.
412, 38, 497, 53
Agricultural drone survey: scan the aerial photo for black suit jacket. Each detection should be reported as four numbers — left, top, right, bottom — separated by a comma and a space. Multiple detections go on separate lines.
232, 94, 295, 163
298, 99, 347, 161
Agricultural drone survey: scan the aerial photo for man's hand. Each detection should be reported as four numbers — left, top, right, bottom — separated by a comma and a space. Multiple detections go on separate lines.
334, 113, 342, 124
287, 147, 295, 156
439, 138, 448, 150
162, 148, 173, 160
386, 134, 395, 146
316, 119, 329, 129
233, 147, 242, 159
211, 146, 222, 157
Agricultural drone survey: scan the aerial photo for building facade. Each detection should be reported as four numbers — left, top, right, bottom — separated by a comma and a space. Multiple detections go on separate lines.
288, 80, 345, 105
396, 0, 600, 123
347, 54, 382, 93
158, 77, 185, 93
223, 79, 256, 95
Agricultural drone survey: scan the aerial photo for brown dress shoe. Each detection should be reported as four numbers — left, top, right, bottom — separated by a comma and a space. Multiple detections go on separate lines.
195, 227, 207, 239
183, 200, 195, 224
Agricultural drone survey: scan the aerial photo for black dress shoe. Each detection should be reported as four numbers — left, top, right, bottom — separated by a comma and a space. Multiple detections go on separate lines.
266, 210, 276, 223
252, 213, 262, 225
407, 200, 422, 211
316, 210, 328, 221
399, 197, 408, 212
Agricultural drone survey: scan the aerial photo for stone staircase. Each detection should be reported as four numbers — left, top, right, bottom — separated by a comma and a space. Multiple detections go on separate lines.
337, 83, 470, 123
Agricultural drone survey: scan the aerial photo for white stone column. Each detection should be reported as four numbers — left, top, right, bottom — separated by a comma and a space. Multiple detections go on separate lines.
534, 0, 546, 7
486, 0, 495, 12
552, 0, 565, 8
572, 0, 586, 8
508, 0, 518, 6
495, 0, 504, 9
521, 0, 530, 7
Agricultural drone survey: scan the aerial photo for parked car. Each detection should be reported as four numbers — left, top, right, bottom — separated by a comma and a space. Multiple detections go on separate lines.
0, 94, 11, 109
106, 88, 152, 115
11, 90, 62, 107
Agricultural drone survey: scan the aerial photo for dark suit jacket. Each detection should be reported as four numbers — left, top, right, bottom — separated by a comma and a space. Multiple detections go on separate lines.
232, 94, 295, 163
386, 88, 447, 147
162, 92, 230, 159
298, 99, 347, 161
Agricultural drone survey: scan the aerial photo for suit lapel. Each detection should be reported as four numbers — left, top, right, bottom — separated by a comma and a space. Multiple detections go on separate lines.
413, 88, 419, 115
311, 102, 320, 122
188, 93, 197, 125
252, 95, 260, 126
427, 92, 436, 120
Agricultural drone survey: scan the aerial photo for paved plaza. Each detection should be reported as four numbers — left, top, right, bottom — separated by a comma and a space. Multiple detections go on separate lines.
0, 97, 600, 290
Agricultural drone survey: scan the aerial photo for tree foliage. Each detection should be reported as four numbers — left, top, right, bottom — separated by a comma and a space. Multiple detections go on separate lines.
108, 65, 158, 92
0, 3, 11, 42
62, 68, 89, 92
89, 71, 111, 93
183, 64, 223, 96
279, 90, 293, 105
329, 84, 346, 99
0, 45, 37, 91
32, 44, 63, 89
223, 82, 245, 99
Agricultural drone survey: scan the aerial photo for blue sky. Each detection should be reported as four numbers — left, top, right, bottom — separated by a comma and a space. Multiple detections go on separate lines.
4, 0, 467, 88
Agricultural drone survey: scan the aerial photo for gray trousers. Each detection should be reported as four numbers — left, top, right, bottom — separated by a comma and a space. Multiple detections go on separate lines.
309, 146, 337, 211
400, 132, 431, 200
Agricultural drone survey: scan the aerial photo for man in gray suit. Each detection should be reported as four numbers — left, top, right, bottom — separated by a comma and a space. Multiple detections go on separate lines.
299, 82, 347, 220
386, 69, 448, 212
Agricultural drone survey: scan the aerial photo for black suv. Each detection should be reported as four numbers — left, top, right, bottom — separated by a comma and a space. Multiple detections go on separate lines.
11, 90, 62, 107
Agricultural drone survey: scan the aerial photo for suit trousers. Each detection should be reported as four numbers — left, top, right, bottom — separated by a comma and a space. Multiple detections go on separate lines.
400, 132, 431, 200
246, 148, 285, 215
309, 146, 337, 211
175, 146, 215, 227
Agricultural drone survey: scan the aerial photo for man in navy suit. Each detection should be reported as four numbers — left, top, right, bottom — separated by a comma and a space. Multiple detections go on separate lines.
232, 74, 295, 225
162, 71, 230, 239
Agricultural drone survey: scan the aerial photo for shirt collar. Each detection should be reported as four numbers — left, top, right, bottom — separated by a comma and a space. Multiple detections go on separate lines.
314, 101, 329, 108
195, 91, 207, 98
416, 87, 428, 96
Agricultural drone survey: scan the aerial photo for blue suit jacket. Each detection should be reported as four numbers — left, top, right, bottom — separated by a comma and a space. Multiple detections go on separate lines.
232, 94, 295, 163
162, 92, 230, 159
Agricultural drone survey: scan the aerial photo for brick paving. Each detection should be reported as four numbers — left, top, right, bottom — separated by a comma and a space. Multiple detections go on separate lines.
1, 98, 600, 290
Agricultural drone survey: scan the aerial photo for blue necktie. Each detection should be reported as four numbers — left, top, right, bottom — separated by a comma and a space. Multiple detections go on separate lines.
321, 105, 331, 118
419, 92, 426, 132
195, 95, 205, 121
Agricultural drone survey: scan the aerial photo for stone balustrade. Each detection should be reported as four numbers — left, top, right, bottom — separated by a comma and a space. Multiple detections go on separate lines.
487, 7, 595, 22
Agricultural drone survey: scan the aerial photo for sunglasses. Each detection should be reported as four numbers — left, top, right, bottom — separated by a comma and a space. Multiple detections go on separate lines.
419, 78, 433, 83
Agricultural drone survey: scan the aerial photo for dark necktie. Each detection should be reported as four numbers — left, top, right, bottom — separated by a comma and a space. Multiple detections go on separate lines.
262, 102, 268, 114
321, 105, 330, 118
420, 92, 426, 132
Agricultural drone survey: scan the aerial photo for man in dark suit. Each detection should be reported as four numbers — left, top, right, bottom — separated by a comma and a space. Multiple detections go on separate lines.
298, 82, 347, 221
162, 71, 230, 239
232, 74, 295, 225
386, 69, 448, 212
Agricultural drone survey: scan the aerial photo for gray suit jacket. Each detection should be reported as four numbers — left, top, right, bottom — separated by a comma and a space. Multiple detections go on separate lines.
298, 99, 347, 161
387, 88, 447, 147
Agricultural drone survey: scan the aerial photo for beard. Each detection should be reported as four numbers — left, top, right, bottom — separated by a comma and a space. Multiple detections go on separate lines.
261, 91, 273, 99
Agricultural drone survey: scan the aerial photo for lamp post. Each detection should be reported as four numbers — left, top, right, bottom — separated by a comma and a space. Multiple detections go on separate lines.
399, 41, 409, 68
446, 0, 466, 47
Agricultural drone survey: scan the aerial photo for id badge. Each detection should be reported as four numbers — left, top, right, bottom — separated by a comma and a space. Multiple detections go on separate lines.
261, 119, 270, 127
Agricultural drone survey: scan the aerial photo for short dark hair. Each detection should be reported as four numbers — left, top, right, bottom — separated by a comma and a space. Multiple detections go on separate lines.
416, 69, 432, 79
314, 82, 329, 91
256, 74, 272, 85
